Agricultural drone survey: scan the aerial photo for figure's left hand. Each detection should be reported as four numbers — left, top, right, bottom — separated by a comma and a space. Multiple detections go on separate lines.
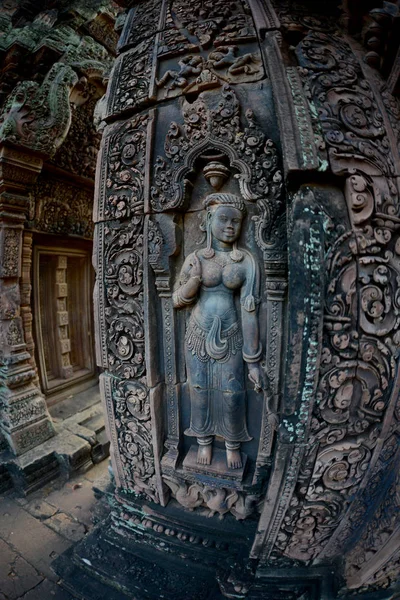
248, 364, 262, 393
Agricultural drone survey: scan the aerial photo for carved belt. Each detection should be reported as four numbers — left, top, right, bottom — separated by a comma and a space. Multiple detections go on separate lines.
185, 315, 243, 363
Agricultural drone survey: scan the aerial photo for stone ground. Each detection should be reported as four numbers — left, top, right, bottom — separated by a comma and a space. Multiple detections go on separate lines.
0, 458, 111, 600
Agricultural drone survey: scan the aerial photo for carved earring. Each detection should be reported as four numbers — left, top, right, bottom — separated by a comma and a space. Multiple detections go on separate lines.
230, 241, 243, 262
203, 213, 214, 259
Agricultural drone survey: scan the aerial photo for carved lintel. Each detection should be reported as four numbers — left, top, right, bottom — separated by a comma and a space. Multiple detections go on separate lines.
0, 148, 43, 218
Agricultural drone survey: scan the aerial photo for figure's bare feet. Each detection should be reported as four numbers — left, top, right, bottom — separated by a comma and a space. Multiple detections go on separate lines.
197, 444, 212, 465
226, 449, 242, 469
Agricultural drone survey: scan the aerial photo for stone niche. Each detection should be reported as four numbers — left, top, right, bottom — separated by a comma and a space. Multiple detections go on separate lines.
146, 81, 284, 516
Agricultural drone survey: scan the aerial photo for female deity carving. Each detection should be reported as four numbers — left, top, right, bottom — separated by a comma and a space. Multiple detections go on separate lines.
173, 193, 262, 470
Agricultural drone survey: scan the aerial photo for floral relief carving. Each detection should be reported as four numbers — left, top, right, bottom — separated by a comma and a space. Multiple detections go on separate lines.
151, 84, 282, 217
8, 396, 48, 429
272, 31, 400, 565
119, 0, 163, 51
98, 215, 157, 501
85, 13, 119, 56
381, 85, 400, 163
114, 378, 158, 502
107, 38, 155, 117
103, 218, 145, 381
296, 33, 395, 177
52, 92, 101, 180
111, 0, 264, 116
156, 0, 264, 99
0, 63, 78, 157
344, 448, 400, 589
1, 228, 20, 277
100, 114, 149, 221
170, 0, 256, 45
30, 178, 93, 239
6, 319, 23, 346
164, 475, 261, 520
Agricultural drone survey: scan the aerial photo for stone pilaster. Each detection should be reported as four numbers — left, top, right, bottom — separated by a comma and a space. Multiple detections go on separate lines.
0, 146, 55, 455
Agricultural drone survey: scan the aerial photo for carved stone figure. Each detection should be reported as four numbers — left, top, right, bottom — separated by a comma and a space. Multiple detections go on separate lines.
173, 193, 262, 469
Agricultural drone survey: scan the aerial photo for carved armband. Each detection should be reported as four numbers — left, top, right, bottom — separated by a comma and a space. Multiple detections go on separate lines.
172, 288, 197, 308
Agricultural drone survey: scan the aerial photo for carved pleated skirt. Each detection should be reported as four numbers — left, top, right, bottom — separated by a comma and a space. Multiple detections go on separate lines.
184, 313, 252, 443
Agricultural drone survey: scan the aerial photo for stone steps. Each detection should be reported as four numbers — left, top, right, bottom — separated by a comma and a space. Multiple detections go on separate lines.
0, 387, 110, 496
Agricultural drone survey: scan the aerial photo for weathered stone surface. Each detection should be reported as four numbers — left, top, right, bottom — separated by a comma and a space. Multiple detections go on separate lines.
54, 1, 400, 599
44, 477, 100, 529
0, 0, 120, 469
20, 499, 58, 521
0, 538, 43, 600
0, 498, 72, 582
21, 578, 75, 600
45, 513, 88, 543
0, 459, 110, 599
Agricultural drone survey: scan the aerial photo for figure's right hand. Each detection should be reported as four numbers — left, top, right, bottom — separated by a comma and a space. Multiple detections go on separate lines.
188, 253, 202, 278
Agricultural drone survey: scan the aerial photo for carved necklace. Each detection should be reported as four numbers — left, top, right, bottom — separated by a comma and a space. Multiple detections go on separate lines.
211, 251, 234, 269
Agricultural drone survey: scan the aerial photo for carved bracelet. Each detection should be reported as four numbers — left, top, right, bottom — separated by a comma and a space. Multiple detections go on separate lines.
243, 343, 263, 364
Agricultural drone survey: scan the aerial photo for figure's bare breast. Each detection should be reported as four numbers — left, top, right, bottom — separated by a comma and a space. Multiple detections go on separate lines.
190, 252, 247, 324
198, 252, 246, 290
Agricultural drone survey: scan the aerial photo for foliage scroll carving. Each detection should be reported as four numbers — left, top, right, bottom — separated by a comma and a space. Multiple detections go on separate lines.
151, 84, 282, 220
271, 31, 400, 565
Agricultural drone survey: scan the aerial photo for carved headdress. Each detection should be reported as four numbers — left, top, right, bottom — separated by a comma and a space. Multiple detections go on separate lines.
203, 193, 246, 261
204, 193, 247, 215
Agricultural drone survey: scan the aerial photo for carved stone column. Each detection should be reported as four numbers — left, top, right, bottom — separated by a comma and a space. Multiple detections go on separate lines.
54, 0, 400, 599
0, 146, 55, 455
